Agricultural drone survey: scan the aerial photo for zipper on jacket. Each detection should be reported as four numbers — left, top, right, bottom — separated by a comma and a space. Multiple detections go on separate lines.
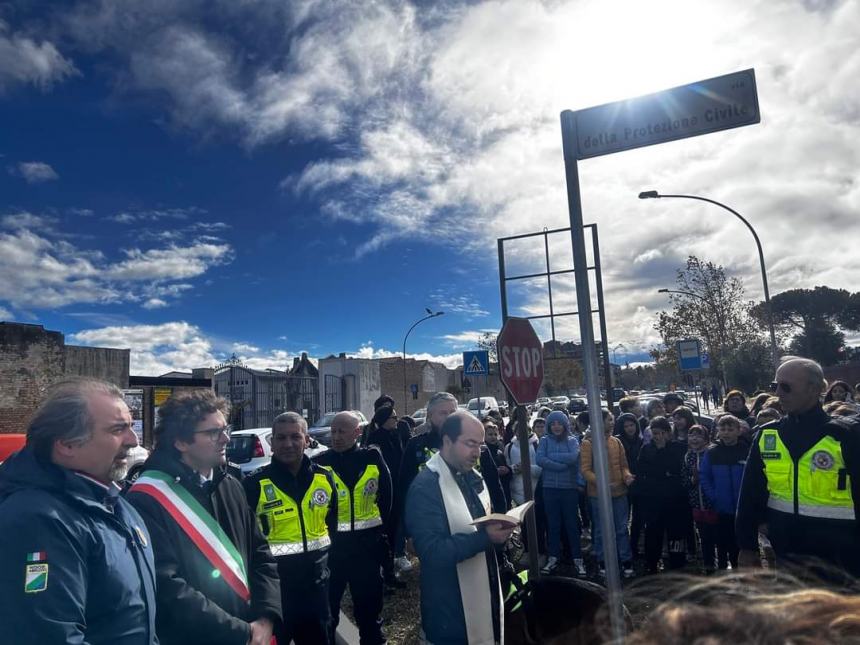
300, 496, 309, 551
793, 454, 799, 516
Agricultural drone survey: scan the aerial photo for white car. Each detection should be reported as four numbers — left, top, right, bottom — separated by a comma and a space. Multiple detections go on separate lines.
226, 426, 327, 476
125, 444, 150, 482
466, 397, 499, 419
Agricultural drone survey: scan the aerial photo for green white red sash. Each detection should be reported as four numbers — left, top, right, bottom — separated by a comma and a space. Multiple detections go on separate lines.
131, 470, 250, 602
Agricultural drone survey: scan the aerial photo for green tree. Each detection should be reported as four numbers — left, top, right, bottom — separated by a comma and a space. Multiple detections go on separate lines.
477, 331, 498, 364
752, 287, 860, 366
655, 256, 771, 391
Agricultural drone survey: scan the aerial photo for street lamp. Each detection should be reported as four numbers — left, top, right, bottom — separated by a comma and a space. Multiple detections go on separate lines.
640, 191, 779, 367
402, 309, 444, 414
611, 343, 626, 388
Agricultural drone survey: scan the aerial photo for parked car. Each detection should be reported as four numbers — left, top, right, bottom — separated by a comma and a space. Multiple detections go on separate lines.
467, 397, 499, 419
0, 434, 25, 464
308, 410, 368, 447
411, 408, 427, 424
567, 397, 587, 413
226, 425, 328, 476
125, 444, 150, 482
535, 397, 551, 408
550, 395, 570, 411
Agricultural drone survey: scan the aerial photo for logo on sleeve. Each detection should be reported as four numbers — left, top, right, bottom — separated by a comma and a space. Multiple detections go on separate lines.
25, 564, 49, 593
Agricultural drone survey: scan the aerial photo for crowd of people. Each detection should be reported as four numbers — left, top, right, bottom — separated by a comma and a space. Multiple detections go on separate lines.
0, 356, 858, 644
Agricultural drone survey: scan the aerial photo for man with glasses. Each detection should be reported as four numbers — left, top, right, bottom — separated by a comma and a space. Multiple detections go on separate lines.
736, 356, 860, 578
128, 390, 281, 645
405, 412, 514, 644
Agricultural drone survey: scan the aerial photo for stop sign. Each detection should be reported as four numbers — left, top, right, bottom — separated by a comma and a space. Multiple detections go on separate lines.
497, 318, 544, 405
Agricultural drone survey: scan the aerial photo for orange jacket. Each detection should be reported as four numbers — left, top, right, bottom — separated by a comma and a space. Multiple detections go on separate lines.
581, 435, 632, 498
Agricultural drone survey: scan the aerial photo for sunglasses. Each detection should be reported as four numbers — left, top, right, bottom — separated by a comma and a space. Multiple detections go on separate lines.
194, 425, 232, 440
769, 382, 791, 394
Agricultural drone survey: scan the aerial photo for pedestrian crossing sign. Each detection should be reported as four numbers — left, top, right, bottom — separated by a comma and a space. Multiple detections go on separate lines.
463, 350, 489, 376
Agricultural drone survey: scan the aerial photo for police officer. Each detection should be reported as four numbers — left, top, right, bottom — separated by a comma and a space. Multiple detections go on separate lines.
736, 356, 860, 577
314, 411, 392, 644
244, 412, 337, 644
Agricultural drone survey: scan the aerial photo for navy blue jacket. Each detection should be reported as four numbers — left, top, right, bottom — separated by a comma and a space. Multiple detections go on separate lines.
699, 440, 748, 515
0, 447, 158, 645
405, 464, 499, 645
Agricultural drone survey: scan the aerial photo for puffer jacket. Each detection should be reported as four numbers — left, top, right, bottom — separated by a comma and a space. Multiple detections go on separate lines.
505, 433, 542, 505
0, 447, 157, 645
535, 411, 580, 490
699, 440, 749, 515
581, 435, 632, 498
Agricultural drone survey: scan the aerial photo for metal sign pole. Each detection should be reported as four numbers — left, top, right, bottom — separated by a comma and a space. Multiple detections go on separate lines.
515, 404, 541, 580
560, 110, 625, 641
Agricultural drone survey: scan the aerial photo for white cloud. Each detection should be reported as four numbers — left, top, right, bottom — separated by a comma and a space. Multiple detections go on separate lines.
10, 161, 59, 183
70, 321, 298, 375
0, 306, 12, 319
142, 298, 167, 309
439, 329, 498, 349
0, 24, 77, 92
0, 227, 231, 309
349, 342, 462, 370
108, 206, 205, 224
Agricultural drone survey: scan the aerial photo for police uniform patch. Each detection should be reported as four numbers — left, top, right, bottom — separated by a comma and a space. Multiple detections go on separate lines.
764, 434, 777, 451
812, 450, 835, 470
312, 488, 330, 506
364, 478, 378, 495
24, 564, 48, 593
263, 483, 277, 502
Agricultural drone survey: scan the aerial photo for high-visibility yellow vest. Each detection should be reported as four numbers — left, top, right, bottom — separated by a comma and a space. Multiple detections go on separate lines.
255, 474, 333, 556
759, 427, 855, 521
325, 464, 382, 532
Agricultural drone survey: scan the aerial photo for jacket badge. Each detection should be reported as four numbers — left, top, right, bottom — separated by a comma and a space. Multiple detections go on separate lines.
134, 525, 148, 548
763, 434, 777, 451
263, 483, 277, 502
363, 478, 378, 495
312, 488, 330, 506
24, 563, 48, 593
812, 450, 835, 471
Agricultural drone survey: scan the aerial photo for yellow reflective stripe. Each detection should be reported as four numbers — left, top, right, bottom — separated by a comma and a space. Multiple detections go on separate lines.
767, 497, 855, 520
336, 517, 383, 532
269, 535, 331, 555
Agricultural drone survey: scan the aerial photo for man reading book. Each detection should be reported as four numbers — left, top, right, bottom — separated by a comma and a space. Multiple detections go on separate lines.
405, 411, 514, 645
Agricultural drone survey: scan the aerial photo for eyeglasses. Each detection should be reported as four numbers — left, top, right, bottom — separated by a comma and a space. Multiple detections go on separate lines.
769, 382, 791, 394
194, 425, 232, 440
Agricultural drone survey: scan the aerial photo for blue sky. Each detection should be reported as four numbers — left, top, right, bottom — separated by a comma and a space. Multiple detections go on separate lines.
1, 0, 858, 374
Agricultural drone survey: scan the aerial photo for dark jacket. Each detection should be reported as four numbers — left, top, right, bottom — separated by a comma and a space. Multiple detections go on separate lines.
0, 447, 157, 645
699, 440, 749, 515
682, 448, 714, 512
736, 407, 860, 574
244, 455, 338, 589
127, 451, 281, 645
405, 462, 500, 645
365, 426, 404, 497
313, 445, 392, 526
636, 440, 687, 499
615, 414, 644, 477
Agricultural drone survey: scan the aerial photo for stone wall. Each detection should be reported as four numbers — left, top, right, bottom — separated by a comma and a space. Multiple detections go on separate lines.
65, 345, 130, 388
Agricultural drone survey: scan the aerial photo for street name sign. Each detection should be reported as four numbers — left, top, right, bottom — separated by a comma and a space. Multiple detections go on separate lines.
574, 69, 759, 160
677, 339, 703, 371
497, 318, 544, 405
463, 350, 490, 376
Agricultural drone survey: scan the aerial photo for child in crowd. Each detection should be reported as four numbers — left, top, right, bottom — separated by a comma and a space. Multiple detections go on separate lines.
483, 418, 511, 510
699, 414, 747, 570
682, 425, 718, 573
581, 410, 636, 578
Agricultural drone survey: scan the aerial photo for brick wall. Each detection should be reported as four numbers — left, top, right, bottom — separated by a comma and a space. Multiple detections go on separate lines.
0, 324, 66, 433
0, 323, 131, 434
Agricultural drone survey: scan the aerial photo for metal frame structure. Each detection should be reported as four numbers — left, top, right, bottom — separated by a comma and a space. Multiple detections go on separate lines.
497, 223, 615, 410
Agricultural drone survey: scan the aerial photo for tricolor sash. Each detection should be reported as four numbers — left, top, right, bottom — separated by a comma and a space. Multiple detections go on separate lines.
131, 470, 250, 602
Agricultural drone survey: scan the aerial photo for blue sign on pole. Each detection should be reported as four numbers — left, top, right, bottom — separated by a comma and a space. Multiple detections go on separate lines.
463, 350, 489, 376
701, 352, 711, 370
677, 339, 703, 371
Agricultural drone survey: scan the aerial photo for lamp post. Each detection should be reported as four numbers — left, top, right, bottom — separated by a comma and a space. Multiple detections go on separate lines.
658, 288, 729, 393
402, 309, 444, 414
611, 343, 625, 388
640, 191, 779, 367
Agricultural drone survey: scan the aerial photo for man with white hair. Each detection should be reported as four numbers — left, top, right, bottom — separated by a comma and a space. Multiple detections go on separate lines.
736, 356, 860, 577
0, 379, 157, 644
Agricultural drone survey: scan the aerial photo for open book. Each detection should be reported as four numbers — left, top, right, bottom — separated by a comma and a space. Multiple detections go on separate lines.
470, 500, 534, 528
